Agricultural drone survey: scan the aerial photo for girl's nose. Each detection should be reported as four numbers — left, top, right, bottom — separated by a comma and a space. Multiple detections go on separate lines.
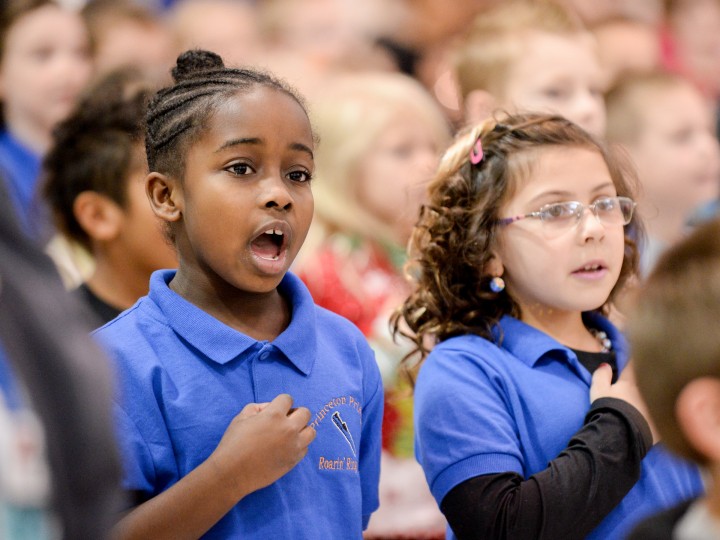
261, 176, 293, 211
577, 205, 606, 242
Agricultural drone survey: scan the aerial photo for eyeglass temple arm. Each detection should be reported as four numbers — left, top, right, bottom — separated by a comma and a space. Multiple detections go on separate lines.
497, 213, 537, 226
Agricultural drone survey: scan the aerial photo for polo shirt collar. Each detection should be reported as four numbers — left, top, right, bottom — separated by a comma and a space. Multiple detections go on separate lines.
495, 311, 627, 369
270, 272, 317, 376
148, 270, 317, 374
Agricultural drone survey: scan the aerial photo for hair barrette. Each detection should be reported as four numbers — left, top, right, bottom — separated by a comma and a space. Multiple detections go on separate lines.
470, 138, 484, 165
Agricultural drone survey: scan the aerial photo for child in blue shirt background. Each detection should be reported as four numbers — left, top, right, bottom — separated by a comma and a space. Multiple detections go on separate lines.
0, 0, 91, 238
94, 49, 383, 539
392, 113, 702, 539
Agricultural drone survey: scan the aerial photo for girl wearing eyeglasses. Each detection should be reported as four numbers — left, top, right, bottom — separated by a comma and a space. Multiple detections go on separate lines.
392, 113, 703, 540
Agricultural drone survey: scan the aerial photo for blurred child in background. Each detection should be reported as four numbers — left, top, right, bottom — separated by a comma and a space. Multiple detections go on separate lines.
257, 0, 396, 96
43, 67, 177, 326
627, 217, 720, 539
605, 70, 720, 273
590, 16, 661, 87
0, 0, 91, 238
453, 0, 606, 137
557, 0, 663, 27
295, 71, 450, 538
82, 0, 175, 87
662, 0, 720, 107
168, 0, 261, 69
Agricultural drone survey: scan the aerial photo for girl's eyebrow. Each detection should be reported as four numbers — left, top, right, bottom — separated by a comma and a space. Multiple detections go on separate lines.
215, 137, 260, 152
591, 181, 616, 192
527, 190, 573, 206
215, 138, 314, 159
290, 142, 314, 160
527, 181, 616, 205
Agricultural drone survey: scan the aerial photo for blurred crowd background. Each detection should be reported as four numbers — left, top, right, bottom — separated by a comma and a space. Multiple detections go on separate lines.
2, 0, 720, 538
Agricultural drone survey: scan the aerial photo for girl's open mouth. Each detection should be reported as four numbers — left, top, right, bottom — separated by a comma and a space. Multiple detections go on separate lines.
250, 228, 287, 261
571, 262, 608, 280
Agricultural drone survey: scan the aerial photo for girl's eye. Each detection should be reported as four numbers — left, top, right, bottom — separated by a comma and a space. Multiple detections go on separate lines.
590, 86, 604, 98
31, 47, 53, 62
227, 163, 253, 176
287, 170, 312, 183
390, 145, 413, 159
668, 128, 693, 145
541, 87, 569, 100
593, 197, 616, 212
541, 202, 576, 220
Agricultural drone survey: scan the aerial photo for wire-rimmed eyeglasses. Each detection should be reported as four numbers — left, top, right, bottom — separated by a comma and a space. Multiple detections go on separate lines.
497, 196, 636, 230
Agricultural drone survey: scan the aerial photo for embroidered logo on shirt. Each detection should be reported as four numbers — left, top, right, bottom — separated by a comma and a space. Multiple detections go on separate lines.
331, 411, 356, 456
311, 395, 362, 473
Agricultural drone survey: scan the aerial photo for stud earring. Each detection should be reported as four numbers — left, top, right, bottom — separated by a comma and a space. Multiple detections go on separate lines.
489, 276, 505, 293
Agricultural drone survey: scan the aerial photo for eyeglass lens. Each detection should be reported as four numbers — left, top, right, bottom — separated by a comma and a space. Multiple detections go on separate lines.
543, 197, 634, 228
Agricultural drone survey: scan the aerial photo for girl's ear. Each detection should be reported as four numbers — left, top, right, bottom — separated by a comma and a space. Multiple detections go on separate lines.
676, 377, 720, 462
73, 191, 123, 242
147, 172, 182, 222
484, 253, 504, 278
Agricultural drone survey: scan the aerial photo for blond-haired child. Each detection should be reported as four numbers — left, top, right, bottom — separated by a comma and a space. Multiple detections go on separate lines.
454, 0, 606, 137
606, 70, 720, 273
296, 71, 451, 538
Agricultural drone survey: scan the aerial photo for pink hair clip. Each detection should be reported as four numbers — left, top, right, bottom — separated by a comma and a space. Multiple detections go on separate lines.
470, 138, 484, 165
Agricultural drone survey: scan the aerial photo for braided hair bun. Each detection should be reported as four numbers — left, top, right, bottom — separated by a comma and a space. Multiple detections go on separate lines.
171, 49, 225, 83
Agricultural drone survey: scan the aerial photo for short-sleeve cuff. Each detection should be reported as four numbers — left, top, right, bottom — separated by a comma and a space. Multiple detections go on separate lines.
430, 453, 523, 505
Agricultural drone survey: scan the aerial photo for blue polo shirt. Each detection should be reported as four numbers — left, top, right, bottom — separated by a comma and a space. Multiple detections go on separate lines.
414, 313, 702, 540
94, 270, 383, 539
0, 130, 42, 237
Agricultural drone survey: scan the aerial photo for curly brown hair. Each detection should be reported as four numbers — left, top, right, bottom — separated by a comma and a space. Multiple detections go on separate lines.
391, 113, 643, 368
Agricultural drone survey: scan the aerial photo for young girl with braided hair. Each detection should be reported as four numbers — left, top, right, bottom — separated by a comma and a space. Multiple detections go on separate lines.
392, 113, 703, 539
94, 49, 383, 539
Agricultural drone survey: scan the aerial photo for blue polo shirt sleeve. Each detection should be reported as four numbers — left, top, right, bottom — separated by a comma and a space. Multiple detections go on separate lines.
414, 337, 524, 505
113, 403, 157, 498
360, 360, 383, 530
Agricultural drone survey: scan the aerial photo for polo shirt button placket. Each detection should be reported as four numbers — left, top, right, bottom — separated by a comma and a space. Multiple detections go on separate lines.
253, 345, 282, 403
